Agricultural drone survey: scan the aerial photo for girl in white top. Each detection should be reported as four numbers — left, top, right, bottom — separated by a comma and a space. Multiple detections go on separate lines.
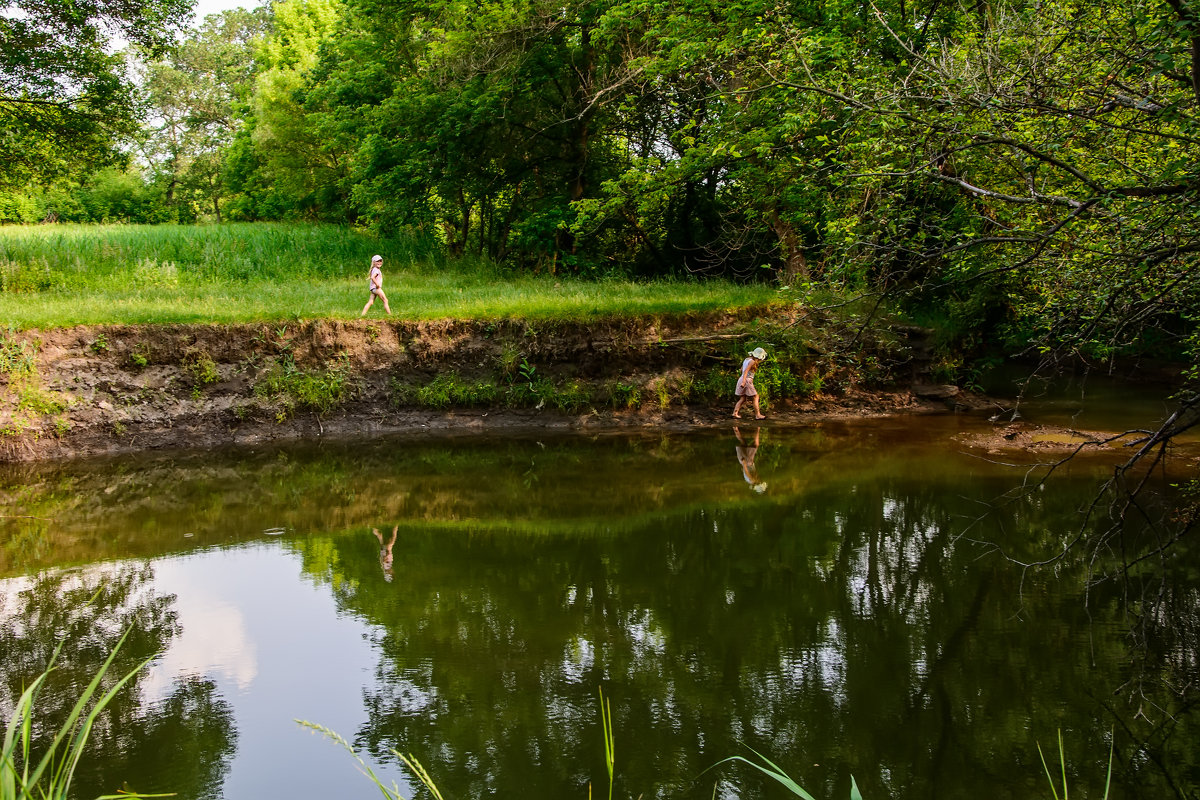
361, 254, 392, 315
733, 347, 767, 419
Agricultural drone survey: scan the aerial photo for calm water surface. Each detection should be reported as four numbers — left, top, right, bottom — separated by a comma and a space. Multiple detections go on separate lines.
1, 415, 1196, 800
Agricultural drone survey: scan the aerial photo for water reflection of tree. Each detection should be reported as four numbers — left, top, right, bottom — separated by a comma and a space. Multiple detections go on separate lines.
0, 565, 237, 800
0, 433, 799, 576
962, 451, 1200, 796
292, 476, 1200, 800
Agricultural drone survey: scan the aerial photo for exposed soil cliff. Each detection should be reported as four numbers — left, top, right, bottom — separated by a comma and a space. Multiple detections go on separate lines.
1, 310, 997, 462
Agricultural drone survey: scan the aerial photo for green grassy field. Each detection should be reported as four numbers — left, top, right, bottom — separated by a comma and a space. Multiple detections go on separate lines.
0, 223, 781, 328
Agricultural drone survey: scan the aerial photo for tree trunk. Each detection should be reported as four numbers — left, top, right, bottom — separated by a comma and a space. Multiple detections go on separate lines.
568, 24, 595, 204
1167, 0, 1200, 104
456, 188, 470, 257
769, 207, 809, 285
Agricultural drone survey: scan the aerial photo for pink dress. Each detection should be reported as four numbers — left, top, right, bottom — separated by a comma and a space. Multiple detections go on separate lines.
735, 357, 757, 397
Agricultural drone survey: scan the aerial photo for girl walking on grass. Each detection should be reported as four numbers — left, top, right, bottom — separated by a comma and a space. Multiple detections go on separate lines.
361, 254, 391, 315
733, 347, 767, 419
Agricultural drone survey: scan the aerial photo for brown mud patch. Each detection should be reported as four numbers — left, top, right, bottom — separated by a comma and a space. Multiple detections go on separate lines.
955, 422, 1174, 457
2, 312, 1005, 462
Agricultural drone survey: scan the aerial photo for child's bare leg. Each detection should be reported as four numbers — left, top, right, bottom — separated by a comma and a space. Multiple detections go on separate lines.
361, 295, 374, 315
753, 396, 764, 419
733, 396, 744, 418
378, 290, 391, 314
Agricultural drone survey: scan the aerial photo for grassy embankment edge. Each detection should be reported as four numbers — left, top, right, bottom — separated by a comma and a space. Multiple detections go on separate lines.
0, 224, 906, 455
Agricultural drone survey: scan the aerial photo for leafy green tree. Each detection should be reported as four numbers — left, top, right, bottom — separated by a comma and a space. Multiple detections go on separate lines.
240, 0, 349, 220
140, 6, 272, 221
276, 0, 650, 264
81, 166, 169, 222
0, 0, 190, 187
837, 2, 1197, 359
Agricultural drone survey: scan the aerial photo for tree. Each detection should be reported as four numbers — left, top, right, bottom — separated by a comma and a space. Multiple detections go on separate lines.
0, 0, 191, 187
241, 0, 349, 220
261, 0, 651, 263
140, 6, 272, 221
807, 1, 1200, 362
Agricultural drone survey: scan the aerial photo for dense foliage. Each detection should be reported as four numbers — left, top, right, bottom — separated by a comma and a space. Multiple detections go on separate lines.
2, 0, 1199, 372
0, 0, 191, 187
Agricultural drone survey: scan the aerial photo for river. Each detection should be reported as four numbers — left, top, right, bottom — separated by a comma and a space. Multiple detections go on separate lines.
0, 413, 1196, 800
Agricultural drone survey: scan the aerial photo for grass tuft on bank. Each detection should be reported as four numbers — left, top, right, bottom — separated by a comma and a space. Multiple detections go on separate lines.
0, 223, 782, 329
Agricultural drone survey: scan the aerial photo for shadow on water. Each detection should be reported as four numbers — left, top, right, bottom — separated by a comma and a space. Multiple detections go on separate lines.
0, 419, 1196, 800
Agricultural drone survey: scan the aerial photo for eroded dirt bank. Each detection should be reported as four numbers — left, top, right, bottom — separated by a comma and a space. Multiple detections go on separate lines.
0, 310, 1011, 462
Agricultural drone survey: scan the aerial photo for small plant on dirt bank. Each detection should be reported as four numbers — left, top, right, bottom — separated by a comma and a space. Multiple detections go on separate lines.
184, 350, 220, 387
493, 352, 594, 410
607, 381, 641, 410
387, 376, 415, 406
506, 374, 557, 408
673, 374, 696, 403
415, 373, 499, 408
0, 329, 36, 379
518, 357, 537, 385
691, 366, 731, 401
552, 379, 593, 413
1, 330, 71, 438
394, 372, 593, 413
254, 354, 354, 417
496, 343, 521, 380
17, 383, 69, 417
650, 377, 670, 409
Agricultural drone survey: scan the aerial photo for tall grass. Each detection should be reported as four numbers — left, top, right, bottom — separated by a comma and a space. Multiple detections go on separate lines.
0, 223, 781, 328
1039, 729, 1113, 800
713, 745, 862, 800
598, 688, 615, 800
1, 633, 159, 800
306, 691, 866, 800
298, 720, 445, 800
0, 222, 432, 287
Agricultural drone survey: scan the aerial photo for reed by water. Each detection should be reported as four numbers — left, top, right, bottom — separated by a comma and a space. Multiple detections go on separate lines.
1, 634, 155, 800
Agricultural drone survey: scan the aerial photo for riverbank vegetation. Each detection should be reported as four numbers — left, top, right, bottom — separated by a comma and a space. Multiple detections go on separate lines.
0, 306, 859, 460
0, 224, 781, 328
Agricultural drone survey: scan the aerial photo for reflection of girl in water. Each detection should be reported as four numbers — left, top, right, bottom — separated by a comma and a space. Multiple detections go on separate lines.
373, 526, 397, 582
734, 426, 768, 493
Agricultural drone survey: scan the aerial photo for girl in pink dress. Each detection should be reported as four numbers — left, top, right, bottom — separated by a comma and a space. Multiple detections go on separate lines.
733, 347, 767, 419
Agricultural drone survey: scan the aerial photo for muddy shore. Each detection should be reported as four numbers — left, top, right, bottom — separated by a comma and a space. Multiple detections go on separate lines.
0, 313, 1164, 463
